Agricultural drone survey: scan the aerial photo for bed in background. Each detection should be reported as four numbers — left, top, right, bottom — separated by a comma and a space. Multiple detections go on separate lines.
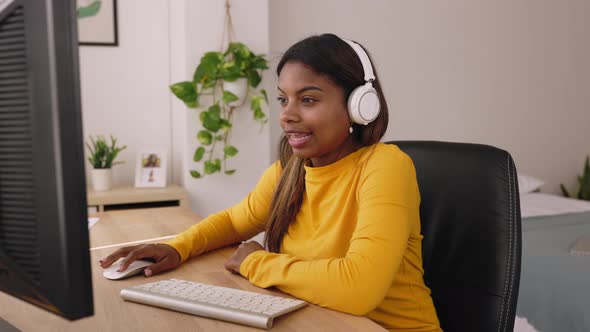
514, 174, 590, 332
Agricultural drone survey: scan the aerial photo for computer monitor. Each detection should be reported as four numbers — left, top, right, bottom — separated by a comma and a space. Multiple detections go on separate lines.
0, 0, 93, 321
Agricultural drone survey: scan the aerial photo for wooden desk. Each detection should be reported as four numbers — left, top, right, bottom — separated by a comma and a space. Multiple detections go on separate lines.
89, 206, 199, 248
0, 208, 386, 331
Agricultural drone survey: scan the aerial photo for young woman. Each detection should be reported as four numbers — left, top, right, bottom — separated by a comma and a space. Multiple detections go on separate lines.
100, 33, 441, 331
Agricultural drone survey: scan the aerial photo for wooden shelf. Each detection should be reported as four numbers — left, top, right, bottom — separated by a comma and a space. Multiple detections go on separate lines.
87, 185, 190, 212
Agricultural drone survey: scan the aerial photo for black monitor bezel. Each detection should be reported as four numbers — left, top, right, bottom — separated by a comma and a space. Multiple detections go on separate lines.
0, 0, 93, 320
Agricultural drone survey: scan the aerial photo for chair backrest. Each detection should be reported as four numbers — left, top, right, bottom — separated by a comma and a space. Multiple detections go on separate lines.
389, 141, 521, 332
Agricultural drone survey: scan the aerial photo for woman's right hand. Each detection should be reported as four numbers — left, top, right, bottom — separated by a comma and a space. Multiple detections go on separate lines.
99, 243, 181, 277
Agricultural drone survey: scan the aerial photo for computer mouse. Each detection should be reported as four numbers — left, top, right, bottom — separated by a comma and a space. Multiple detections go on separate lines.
103, 259, 153, 280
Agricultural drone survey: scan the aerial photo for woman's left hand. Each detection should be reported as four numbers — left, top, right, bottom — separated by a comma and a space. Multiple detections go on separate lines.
224, 241, 265, 274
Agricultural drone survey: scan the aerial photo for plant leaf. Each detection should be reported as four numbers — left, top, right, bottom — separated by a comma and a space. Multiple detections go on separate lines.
225, 170, 236, 175
224, 145, 239, 158
220, 119, 232, 130
194, 52, 223, 83
77, 1, 101, 18
251, 96, 261, 110
202, 106, 222, 132
560, 184, 570, 197
227, 42, 250, 59
251, 95, 266, 120
222, 61, 236, 69
222, 90, 239, 104
193, 147, 205, 162
169, 82, 198, 108
193, 64, 208, 84
190, 170, 202, 178
208, 104, 221, 117
260, 89, 268, 103
254, 108, 266, 120
204, 161, 215, 174
221, 62, 242, 81
247, 70, 261, 88
204, 160, 220, 174
252, 55, 269, 70
197, 130, 213, 146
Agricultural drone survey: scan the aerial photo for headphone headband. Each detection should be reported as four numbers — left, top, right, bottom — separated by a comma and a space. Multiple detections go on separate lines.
340, 37, 381, 126
342, 39, 375, 83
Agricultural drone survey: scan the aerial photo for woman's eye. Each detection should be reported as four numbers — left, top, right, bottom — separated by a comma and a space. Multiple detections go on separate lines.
277, 97, 287, 105
302, 97, 316, 104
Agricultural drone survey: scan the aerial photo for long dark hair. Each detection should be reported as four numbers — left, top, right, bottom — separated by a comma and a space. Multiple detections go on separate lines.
264, 33, 389, 252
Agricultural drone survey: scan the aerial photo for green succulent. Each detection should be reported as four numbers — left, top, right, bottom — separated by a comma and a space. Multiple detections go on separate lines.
560, 156, 590, 201
85, 135, 126, 169
169, 42, 268, 179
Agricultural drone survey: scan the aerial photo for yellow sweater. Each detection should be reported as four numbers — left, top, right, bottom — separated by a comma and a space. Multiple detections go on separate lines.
166, 143, 441, 331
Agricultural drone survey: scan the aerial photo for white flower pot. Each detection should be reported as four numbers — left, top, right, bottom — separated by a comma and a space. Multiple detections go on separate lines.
223, 77, 248, 106
91, 168, 112, 191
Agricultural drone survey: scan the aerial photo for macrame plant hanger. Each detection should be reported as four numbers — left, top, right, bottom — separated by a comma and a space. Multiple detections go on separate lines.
219, 0, 237, 52
218, 0, 240, 172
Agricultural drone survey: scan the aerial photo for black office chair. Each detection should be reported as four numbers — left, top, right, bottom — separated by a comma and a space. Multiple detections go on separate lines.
389, 141, 521, 332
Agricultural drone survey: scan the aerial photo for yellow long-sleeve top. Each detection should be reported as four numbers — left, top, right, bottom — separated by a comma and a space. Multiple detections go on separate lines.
166, 143, 441, 331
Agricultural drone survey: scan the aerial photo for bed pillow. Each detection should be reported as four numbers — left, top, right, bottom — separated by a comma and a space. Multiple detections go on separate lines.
518, 173, 544, 194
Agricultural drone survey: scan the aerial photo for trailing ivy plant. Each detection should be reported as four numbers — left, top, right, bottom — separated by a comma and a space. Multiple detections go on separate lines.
170, 42, 268, 178
560, 156, 590, 201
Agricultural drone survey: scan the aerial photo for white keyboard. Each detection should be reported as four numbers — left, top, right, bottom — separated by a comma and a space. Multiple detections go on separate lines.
120, 278, 307, 329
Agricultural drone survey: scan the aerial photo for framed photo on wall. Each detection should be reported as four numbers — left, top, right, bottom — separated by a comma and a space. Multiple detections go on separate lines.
135, 151, 167, 188
77, 0, 119, 46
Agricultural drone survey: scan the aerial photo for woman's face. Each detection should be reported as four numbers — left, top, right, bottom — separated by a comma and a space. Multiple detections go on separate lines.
278, 61, 358, 167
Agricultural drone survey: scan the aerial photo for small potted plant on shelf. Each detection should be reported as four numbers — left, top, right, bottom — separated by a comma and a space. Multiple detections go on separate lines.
86, 135, 126, 191
561, 156, 590, 201
169, 41, 268, 179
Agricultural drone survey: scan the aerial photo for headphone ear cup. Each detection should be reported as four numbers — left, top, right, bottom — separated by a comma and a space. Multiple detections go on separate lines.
348, 83, 381, 125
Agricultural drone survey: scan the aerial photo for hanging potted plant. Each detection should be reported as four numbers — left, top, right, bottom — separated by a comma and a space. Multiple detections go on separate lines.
86, 135, 126, 191
169, 0, 268, 179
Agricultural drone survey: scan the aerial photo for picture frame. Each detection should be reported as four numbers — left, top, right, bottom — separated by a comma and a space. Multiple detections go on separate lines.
76, 0, 119, 46
135, 151, 167, 188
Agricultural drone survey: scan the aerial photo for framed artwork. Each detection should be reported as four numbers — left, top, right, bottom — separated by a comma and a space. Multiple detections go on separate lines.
76, 0, 118, 46
135, 151, 167, 188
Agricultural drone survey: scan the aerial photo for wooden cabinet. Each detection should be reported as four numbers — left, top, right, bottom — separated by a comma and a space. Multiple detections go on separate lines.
87, 185, 189, 212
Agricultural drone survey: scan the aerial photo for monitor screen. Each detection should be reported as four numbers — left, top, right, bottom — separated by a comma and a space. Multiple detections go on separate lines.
0, 0, 93, 321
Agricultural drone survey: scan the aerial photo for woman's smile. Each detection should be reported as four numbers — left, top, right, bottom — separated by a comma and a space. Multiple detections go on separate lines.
285, 131, 313, 148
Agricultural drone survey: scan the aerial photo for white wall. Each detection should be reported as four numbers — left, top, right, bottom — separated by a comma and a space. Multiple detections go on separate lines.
269, 0, 590, 194
80, 0, 173, 187
81, 0, 271, 217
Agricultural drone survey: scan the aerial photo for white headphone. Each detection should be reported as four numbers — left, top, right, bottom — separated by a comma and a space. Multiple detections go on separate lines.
341, 38, 381, 125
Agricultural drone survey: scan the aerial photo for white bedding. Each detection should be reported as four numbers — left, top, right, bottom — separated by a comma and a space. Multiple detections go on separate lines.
515, 316, 540, 332
520, 192, 590, 218
515, 193, 590, 332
